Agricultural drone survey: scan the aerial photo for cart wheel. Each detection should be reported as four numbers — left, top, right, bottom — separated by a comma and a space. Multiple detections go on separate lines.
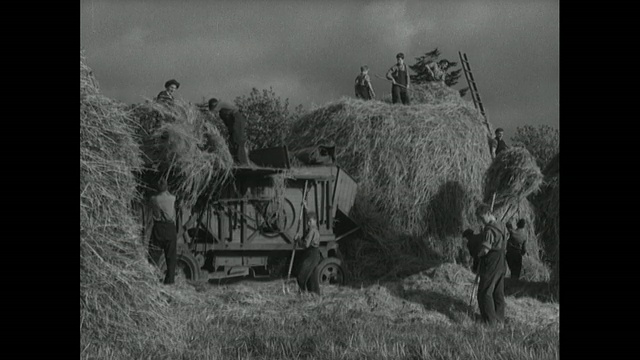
315, 258, 345, 286
157, 252, 202, 282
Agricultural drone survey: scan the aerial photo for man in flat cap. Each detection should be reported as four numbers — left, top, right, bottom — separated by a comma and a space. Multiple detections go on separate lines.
385, 52, 411, 105
156, 79, 180, 104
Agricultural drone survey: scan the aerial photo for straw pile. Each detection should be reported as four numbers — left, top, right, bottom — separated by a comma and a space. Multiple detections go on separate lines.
130, 100, 234, 210
537, 153, 559, 296
287, 85, 491, 262
80, 50, 187, 357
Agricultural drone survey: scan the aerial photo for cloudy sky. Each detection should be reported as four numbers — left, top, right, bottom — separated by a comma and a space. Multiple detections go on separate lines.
80, 0, 559, 134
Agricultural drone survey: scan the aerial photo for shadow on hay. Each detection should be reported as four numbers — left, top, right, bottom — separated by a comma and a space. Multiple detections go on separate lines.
391, 286, 474, 322
424, 181, 467, 238
504, 278, 556, 303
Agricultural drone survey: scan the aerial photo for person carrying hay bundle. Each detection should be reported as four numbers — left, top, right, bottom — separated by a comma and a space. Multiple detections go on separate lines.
156, 79, 180, 104
475, 204, 508, 325
148, 178, 178, 285
506, 218, 528, 281
208, 98, 251, 166
490, 128, 509, 158
354, 65, 376, 100
386, 52, 411, 105
295, 212, 322, 295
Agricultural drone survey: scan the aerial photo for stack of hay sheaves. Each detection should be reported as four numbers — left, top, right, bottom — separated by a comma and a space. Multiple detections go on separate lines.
80, 49, 188, 357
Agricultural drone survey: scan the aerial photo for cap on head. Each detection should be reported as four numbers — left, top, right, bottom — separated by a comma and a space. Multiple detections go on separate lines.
396, 52, 405, 59
208, 98, 219, 111
495, 128, 504, 134
360, 65, 369, 72
307, 211, 317, 221
438, 59, 450, 67
164, 79, 180, 89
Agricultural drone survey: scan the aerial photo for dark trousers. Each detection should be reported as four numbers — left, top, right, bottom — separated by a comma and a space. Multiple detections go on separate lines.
149, 221, 177, 284
391, 85, 410, 105
355, 87, 372, 100
297, 247, 322, 294
223, 111, 250, 165
506, 249, 523, 280
477, 251, 506, 324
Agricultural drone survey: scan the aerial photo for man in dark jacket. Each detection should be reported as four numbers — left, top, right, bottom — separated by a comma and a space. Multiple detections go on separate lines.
506, 219, 528, 281
208, 98, 250, 165
475, 204, 508, 324
156, 79, 180, 104
490, 128, 509, 158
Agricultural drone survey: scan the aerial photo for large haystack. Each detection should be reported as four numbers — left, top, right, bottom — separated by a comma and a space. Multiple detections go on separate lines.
80, 50, 187, 357
131, 100, 234, 210
536, 153, 559, 295
288, 83, 491, 261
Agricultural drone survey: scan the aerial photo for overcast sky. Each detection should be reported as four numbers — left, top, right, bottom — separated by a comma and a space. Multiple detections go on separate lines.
80, 0, 559, 135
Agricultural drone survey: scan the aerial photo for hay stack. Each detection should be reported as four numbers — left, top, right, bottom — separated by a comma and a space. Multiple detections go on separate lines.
131, 100, 233, 209
538, 153, 559, 295
80, 50, 186, 357
287, 85, 491, 260
483, 147, 543, 209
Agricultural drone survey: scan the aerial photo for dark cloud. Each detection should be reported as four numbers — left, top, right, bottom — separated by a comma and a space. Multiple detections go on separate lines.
80, 0, 558, 131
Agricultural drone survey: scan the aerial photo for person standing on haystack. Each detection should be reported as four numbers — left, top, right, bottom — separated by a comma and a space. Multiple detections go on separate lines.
208, 98, 251, 166
156, 79, 180, 104
490, 128, 509, 158
295, 212, 322, 295
426, 59, 450, 84
148, 178, 177, 285
386, 52, 411, 105
355, 65, 376, 100
506, 219, 528, 281
475, 204, 509, 325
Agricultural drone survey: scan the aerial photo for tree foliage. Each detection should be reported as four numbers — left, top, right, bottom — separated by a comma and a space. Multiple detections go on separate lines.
233, 87, 303, 150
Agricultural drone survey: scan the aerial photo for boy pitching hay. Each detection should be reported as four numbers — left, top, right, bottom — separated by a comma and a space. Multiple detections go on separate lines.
386, 52, 411, 105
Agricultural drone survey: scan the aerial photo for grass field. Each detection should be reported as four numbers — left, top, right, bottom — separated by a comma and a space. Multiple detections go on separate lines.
81, 262, 559, 360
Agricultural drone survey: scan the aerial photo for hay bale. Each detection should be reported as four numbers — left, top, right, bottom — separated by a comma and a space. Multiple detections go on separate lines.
287, 92, 491, 262
535, 152, 559, 297
131, 100, 233, 209
80, 50, 186, 357
483, 147, 543, 209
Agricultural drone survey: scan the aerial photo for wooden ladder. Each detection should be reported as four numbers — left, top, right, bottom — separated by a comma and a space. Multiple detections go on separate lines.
459, 51, 492, 135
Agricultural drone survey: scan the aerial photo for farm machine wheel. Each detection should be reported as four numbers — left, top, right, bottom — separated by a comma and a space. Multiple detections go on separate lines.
315, 257, 345, 286
157, 251, 202, 283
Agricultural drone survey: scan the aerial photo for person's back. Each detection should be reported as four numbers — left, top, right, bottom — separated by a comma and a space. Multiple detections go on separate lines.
354, 65, 375, 100
150, 191, 176, 223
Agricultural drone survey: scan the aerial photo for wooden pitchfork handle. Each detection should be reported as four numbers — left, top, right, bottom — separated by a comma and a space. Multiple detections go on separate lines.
375, 74, 411, 90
